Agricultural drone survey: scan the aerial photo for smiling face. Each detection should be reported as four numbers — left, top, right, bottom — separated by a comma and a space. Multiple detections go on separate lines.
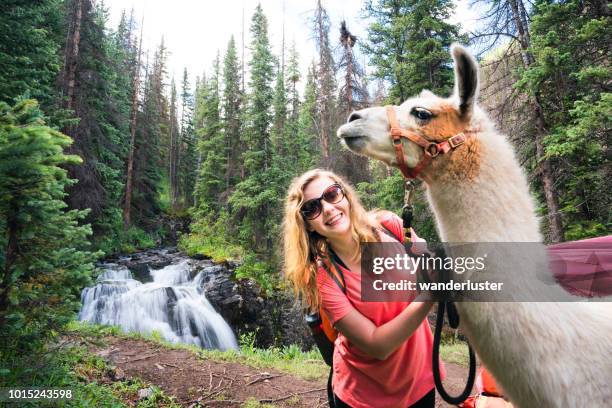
302, 176, 351, 239
337, 44, 479, 173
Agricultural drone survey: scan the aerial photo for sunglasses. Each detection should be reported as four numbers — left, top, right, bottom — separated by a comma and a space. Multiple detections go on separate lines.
300, 184, 345, 220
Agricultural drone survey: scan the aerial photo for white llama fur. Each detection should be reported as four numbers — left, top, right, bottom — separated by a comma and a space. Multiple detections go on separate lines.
337, 45, 612, 407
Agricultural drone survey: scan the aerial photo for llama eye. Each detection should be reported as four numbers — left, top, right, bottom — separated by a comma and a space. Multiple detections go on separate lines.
411, 107, 433, 121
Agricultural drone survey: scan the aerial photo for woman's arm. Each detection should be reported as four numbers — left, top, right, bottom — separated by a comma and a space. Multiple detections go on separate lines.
334, 295, 434, 361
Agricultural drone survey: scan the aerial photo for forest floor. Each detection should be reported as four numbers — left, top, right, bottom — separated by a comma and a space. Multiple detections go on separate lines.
69, 332, 475, 408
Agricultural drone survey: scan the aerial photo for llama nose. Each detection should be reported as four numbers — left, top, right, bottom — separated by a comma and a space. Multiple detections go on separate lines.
347, 112, 362, 123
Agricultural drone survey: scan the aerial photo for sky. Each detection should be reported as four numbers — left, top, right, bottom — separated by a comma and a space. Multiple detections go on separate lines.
104, 0, 480, 90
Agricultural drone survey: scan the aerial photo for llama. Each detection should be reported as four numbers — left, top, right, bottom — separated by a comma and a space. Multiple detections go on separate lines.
336, 44, 612, 407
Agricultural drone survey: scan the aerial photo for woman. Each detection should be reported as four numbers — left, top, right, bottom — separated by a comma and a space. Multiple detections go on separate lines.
283, 169, 443, 408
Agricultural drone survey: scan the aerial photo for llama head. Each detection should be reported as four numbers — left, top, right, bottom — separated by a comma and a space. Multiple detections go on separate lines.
337, 44, 479, 171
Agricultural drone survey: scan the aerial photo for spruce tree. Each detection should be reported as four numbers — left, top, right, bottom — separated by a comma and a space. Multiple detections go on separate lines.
312, 0, 336, 167
179, 68, 197, 206
0, 1, 63, 108
0, 100, 96, 352
284, 42, 302, 167
222, 37, 243, 190
272, 62, 288, 155
169, 78, 180, 209
286, 42, 301, 129
336, 21, 371, 183
132, 41, 166, 229
230, 4, 277, 254
60, 1, 132, 239
294, 62, 319, 174
471, 0, 565, 242
194, 57, 225, 214
363, 0, 465, 102
519, 0, 611, 240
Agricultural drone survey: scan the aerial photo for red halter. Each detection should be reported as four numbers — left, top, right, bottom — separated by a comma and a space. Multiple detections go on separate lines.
385, 105, 479, 179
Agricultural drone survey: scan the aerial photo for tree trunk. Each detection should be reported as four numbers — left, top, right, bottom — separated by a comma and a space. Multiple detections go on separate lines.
64, 0, 83, 114
316, 0, 331, 167
169, 114, 176, 208
345, 45, 353, 108
123, 23, 143, 230
533, 96, 564, 242
509, 0, 564, 242
0, 203, 19, 321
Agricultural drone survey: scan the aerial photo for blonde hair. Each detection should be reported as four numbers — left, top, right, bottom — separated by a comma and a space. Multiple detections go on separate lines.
282, 169, 380, 312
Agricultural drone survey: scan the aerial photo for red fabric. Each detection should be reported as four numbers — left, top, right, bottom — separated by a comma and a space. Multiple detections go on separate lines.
549, 235, 612, 297
316, 212, 444, 408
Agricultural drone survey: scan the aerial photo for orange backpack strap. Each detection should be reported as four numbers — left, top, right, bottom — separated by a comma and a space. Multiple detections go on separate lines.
319, 308, 338, 342
317, 257, 346, 343
318, 257, 346, 294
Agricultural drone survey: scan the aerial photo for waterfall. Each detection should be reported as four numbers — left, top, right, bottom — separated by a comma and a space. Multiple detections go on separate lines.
79, 259, 238, 350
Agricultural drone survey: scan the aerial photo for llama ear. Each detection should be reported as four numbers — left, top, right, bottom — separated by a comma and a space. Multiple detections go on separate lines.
451, 44, 479, 118
420, 89, 435, 98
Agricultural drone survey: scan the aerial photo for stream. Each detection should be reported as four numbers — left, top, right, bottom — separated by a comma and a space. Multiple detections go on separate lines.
78, 253, 238, 351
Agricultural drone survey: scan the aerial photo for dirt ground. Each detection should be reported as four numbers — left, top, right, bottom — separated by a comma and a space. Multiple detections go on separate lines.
86, 336, 475, 407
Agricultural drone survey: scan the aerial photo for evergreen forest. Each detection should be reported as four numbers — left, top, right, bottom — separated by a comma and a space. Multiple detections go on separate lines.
0, 0, 609, 400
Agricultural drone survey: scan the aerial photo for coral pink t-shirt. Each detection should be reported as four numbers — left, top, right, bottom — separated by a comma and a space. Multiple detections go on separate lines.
316, 213, 444, 408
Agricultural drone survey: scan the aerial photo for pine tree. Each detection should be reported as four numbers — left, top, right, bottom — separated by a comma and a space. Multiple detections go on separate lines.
284, 42, 302, 165
230, 4, 277, 254
519, 0, 611, 240
294, 62, 319, 173
179, 68, 197, 206
169, 78, 180, 209
363, 0, 465, 102
272, 61, 288, 155
194, 58, 225, 213
286, 41, 301, 127
336, 21, 371, 183
59, 1, 132, 238
122, 15, 143, 229
312, 0, 336, 167
0, 100, 96, 352
222, 36, 243, 190
0, 1, 63, 108
132, 40, 166, 229
471, 0, 565, 242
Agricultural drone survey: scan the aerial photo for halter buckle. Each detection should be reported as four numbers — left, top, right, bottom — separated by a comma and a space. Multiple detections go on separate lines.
448, 133, 467, 149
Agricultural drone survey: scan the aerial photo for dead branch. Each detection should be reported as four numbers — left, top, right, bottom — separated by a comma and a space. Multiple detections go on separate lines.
121, 353, 158, 363
259, 387, 327, 403
246, 373, 283, 386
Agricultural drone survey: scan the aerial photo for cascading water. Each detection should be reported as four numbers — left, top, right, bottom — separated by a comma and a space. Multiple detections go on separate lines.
79, 259, 238, 350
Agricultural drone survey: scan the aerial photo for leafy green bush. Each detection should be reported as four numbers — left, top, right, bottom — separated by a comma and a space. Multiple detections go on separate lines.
179, 210, 244, 263
234, 253, 279, 293
93, 225, 160, 256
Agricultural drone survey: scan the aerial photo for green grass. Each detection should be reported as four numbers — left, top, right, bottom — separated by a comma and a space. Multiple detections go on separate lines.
241, 397, 278, 407
0, 332, 180, 407
439, 338, 471, 367
66, 321, 329, 382
65, 320, 470, 379
179, 214, 244, 264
